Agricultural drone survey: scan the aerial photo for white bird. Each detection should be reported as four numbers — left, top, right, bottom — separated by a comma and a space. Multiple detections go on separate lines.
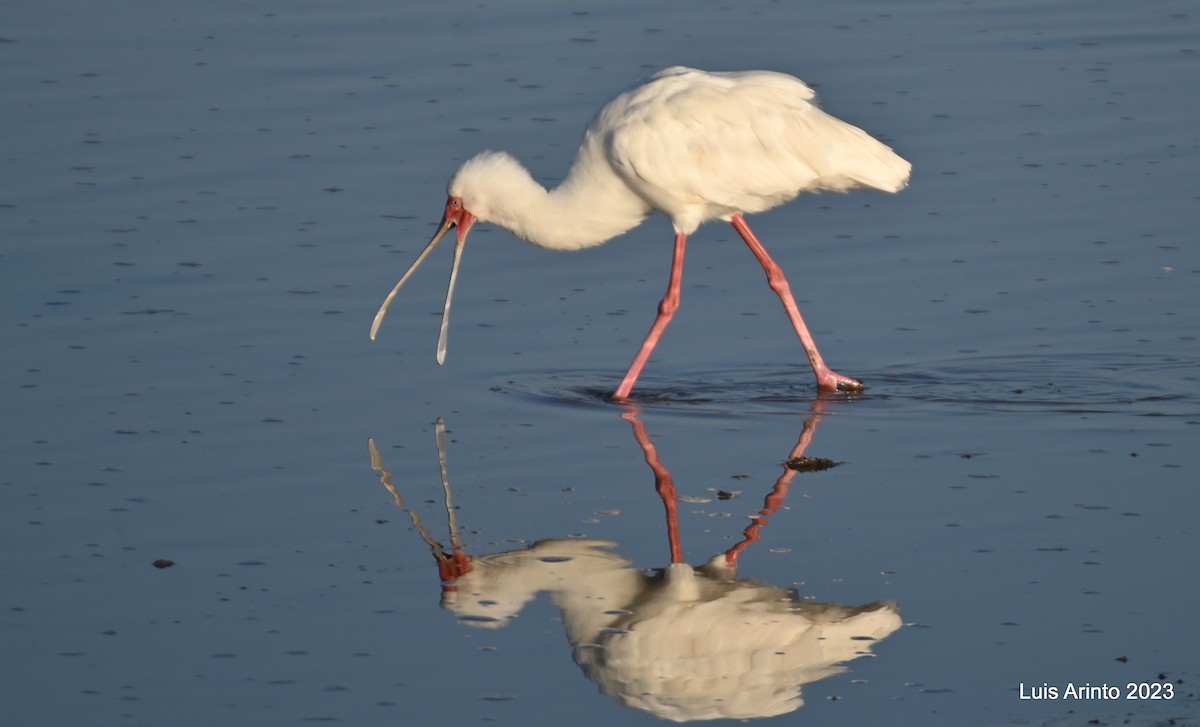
370, 66, 911, 399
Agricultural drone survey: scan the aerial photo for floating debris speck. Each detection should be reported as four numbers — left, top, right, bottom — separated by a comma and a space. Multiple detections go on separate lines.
785, 456, 842, 472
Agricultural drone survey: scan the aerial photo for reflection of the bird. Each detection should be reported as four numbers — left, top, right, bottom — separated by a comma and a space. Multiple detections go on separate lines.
368, 404, 900, 722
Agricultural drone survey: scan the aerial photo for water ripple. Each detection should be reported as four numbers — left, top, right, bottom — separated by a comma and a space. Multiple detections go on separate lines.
493, 352, 1197, 418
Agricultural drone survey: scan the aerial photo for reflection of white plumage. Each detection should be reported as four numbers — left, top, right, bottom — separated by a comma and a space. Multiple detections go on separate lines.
445, 540, 900, 722
370, 67, 911, 398
369, 406, 901, 722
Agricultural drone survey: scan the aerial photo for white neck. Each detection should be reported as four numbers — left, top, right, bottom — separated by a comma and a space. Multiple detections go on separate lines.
451, 148, 653, 252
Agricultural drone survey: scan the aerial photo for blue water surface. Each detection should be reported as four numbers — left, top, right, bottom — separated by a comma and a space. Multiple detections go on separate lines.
2, 1, 1197, 725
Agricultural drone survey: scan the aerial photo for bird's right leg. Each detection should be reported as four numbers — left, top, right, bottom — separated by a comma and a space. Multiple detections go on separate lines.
613, 233, 688, 400
731, 214, 865, 392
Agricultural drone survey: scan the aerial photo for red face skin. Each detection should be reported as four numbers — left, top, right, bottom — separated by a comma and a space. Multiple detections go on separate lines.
443, 196, 476, 243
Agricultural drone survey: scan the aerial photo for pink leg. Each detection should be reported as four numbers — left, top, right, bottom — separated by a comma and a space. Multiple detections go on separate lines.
614, 233, 688, 400
723, 400, 826, 567
731, 214, 864, 392
623, 408, 685, 564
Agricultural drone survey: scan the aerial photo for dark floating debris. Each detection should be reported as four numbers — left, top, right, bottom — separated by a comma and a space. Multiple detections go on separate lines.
152, 559, 175, 569
785, 456, 842, 473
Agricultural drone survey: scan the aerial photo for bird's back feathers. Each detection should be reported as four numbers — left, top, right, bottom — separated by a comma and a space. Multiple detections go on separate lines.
588, 67, 911, 234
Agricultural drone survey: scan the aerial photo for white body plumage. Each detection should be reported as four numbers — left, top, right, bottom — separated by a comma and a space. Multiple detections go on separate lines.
372, 67, 911, 397
449, 66, 910, 248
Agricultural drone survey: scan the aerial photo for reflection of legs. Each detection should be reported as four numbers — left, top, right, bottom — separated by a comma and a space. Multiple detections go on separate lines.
731, 214, 864, 392
723, 402, 826, 567
614, 234, 688, 400
623, 408, 685, 564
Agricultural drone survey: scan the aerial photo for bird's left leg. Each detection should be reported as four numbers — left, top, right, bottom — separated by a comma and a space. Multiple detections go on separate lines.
730, 214, 864, 392
613, 233, 688, 400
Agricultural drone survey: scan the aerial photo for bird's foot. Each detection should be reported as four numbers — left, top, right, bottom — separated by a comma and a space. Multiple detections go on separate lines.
817, 369, 865, 393
835, 376, 865, 392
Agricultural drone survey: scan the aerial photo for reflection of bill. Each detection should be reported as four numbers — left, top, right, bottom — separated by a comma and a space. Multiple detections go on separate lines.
369, 406, 900, 722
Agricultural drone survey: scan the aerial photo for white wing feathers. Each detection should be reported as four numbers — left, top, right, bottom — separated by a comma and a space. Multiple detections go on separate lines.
598, 68, 910, 233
